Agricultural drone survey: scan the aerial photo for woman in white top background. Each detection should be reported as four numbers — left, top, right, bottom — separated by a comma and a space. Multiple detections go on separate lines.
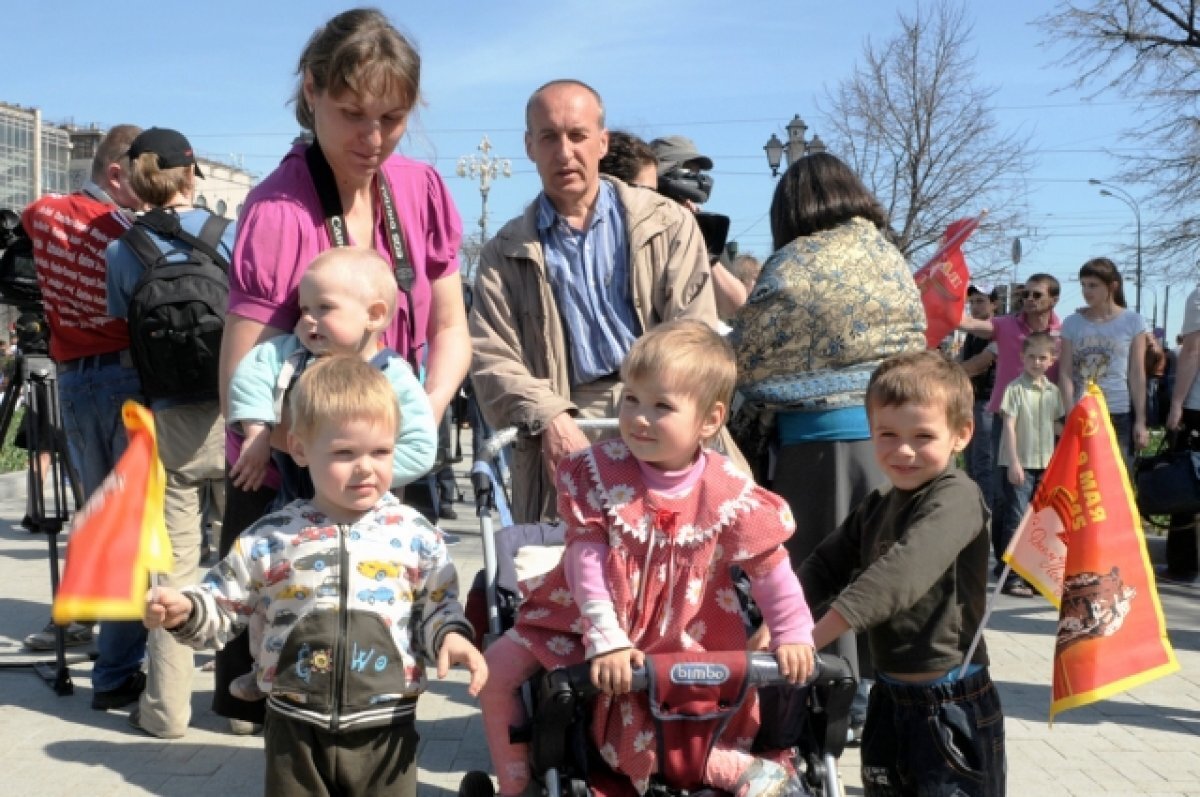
1058, 257, 1149, 464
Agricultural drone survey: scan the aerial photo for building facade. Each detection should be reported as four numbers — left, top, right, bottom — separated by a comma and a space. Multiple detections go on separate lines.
0, 102, 71, 212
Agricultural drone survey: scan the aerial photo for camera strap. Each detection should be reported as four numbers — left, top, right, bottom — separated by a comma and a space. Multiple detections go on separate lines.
305, 141, 419, 369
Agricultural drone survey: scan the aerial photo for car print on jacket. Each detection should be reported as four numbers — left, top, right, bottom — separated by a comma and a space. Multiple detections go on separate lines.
357, 586, 397, 605
291, 525, 338, 546
358, 560, 403, 581
275, 584, 310, 602
293, 547, 339, 572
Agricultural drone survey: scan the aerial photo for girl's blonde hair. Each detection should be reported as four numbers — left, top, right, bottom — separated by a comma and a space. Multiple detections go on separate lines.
289, 355, 399, 441
620, 320, 736, 415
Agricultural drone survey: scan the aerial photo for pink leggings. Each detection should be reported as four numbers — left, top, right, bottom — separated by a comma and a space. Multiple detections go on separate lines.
479, 636, 770, 796
480, 636, 542, 796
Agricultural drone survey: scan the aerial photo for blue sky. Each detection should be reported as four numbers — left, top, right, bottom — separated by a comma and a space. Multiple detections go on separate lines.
4, 0, 1192, 341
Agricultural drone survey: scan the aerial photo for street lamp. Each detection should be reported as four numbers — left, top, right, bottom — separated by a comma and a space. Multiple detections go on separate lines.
763, 114, 826, 176
456, 135, 511, 241
1088, 178, 1143, 314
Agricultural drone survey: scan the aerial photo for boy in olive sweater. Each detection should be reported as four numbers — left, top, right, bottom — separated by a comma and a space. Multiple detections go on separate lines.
799, 351, 1005, 797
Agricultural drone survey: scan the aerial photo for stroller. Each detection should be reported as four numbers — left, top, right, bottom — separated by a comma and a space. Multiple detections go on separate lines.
460, 425, 857, 797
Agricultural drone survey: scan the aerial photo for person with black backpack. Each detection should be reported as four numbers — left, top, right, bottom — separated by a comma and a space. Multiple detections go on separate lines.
104, 127, 233, 739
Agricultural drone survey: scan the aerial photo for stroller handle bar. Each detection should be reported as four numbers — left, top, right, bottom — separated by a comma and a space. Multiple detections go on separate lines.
483, 419, 620, 461
559, 651, 853, 701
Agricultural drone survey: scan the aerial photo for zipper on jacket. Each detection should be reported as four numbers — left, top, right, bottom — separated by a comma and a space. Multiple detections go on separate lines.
330, 524, 350, 732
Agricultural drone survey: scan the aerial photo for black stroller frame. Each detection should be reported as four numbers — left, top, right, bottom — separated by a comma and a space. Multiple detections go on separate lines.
461, 424, 857, 797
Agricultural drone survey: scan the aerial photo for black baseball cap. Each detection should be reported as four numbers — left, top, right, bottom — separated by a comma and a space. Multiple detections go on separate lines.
127, 127, 204, 178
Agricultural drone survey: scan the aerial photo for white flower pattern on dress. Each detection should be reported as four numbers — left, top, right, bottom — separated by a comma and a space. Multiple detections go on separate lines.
587, 488, 604, 511
716, 587, 741, 614
546, 635, 576, 656
607, 484, 635, 507
633, 730, 654, 753
620, 701, 634, 726
602, 440, 629, 461
599, 743, 619, 768
549, 588, 573, 606
523, 608, 550, 621
686, 578, 703, 604
687, 620, 707, 643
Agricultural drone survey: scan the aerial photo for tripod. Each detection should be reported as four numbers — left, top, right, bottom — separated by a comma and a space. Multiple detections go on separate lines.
0, 353, 85, 694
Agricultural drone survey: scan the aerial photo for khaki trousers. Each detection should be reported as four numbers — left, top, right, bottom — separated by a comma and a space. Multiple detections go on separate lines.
136, 400, 226, 738
510, 379, 750, 524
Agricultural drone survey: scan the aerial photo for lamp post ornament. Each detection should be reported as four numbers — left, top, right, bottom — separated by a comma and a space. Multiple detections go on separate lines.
457, 135, 511, 241
764, 114, 827, 176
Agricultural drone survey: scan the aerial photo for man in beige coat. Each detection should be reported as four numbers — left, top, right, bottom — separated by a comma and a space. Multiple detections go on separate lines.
469, 79, 724, 523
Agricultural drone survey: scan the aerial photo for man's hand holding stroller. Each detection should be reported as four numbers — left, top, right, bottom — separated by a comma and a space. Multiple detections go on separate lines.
590, 646, 646, 695
437, 631, 489, 697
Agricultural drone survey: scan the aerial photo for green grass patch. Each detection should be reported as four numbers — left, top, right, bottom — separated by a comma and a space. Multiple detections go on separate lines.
0, 408, 29, 473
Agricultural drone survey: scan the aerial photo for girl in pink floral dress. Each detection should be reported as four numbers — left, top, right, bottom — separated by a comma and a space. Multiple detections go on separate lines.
479, 321, 816, 797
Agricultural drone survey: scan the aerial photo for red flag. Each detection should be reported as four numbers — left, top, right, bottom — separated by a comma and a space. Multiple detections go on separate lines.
1003, 384, 1179, 721
913, 215, 983, 348
52, 402, 173, 623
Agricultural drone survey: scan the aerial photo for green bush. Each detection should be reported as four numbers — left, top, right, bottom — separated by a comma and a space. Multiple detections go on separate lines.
0, 408, 29, 473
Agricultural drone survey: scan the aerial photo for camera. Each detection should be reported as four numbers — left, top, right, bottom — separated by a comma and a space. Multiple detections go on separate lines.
0, 208, 50, 354
657, 167, 713, 205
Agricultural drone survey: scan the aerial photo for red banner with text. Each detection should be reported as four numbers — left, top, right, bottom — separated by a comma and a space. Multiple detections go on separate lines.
1004, 384, 1178, 720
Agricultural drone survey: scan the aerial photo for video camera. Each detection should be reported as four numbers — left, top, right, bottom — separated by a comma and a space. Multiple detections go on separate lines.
0, 208, 50, 355
658, 167, 713, 206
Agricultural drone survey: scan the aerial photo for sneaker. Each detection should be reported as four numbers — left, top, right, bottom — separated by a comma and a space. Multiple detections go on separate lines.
439, 504, 459, 521
228, 718, 263, 735
441, 532, 461, 546
1002, 577, 1035, 597
23, 621, 93, 651
92, 671, 147, 711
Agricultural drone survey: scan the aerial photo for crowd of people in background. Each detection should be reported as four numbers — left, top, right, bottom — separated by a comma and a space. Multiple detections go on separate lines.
7, 5, 1197, 797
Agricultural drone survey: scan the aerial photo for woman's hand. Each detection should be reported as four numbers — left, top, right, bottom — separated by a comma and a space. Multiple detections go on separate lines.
230, 423, 272, 491
590, 647, 645, 695
1133, 420, 1150, 452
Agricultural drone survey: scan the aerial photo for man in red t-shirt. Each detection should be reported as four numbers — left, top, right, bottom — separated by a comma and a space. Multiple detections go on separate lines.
21, 124, 149, 710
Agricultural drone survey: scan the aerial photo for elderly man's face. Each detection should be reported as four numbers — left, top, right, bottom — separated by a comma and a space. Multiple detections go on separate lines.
525, 84, 608, 212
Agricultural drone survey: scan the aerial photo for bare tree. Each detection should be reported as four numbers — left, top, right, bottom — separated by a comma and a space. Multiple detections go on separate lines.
458, 231, 485, 286
820, 0, 1032, 283
1040, 0, 1200, 278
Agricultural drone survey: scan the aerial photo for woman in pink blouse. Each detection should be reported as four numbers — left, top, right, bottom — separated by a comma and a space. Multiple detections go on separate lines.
212, 7, 469, 731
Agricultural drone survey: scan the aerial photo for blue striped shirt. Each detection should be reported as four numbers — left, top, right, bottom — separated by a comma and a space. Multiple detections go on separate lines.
537, 182, 640, 385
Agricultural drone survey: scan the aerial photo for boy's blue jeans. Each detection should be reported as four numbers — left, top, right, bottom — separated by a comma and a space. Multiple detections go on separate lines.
994, 467, 1044, 567
861, 667, 1006, 796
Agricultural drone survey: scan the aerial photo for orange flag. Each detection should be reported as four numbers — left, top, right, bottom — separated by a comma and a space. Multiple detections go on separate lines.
52, 401, 173, 623
913, 215, 984, 348
1003, 384, 1179, 720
